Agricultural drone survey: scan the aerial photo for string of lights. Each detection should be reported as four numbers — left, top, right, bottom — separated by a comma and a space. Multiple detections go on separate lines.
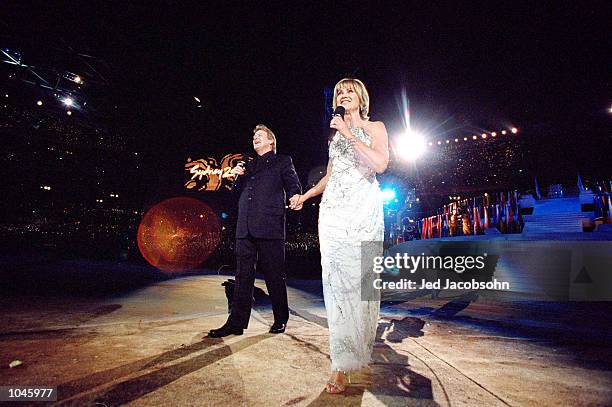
427, 127, 519, 147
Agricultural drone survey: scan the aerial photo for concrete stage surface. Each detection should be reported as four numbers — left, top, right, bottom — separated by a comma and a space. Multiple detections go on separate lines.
1, 274, 611, 406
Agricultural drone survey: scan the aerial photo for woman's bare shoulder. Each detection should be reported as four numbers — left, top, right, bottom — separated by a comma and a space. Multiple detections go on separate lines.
364, 120, 387, 135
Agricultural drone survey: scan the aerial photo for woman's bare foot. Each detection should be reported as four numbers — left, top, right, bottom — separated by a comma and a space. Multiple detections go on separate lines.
325, 370, 348, 394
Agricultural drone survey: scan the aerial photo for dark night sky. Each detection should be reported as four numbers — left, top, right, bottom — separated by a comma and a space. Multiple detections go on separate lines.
3, 2, 610, 179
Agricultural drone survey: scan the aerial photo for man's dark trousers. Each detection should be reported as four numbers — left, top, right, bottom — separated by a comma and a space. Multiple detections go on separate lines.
229, 151, 301, 328
231, 236, 288, 328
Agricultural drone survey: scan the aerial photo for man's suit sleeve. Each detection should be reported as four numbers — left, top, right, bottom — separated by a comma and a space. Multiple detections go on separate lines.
231, 172, 244, 194
281, 156, 302, 198
231, 160, 251, 195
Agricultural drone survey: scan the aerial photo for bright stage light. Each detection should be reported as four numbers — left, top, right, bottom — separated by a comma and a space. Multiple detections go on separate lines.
463, 137, 468, 141
74, 75, 82, 84
511, 127, 518, 134
63, 97, 74, 107
501, 130, 507, 135
381, 188, 396, 201
36, 100, 42, 106
482, 133, 487, 139
437, 140, 442, 145
396, 130, 427, 161
472, 135, 477, 140
491, 132, 497, 137
454, 138, 459, 142
66, 110, 72, 116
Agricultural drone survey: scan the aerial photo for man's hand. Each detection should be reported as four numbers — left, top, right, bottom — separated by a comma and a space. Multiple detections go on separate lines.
229, 163, 246, 179
289, 194, 304, 210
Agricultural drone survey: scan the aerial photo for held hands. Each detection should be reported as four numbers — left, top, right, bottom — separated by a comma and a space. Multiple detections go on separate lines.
289, 194, 305, 211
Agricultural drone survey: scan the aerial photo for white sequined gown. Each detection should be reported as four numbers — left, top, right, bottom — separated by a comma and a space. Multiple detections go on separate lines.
319, 127, 384, 371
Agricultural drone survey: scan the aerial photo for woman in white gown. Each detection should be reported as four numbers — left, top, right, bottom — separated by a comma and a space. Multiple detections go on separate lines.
291, 78, 388, 394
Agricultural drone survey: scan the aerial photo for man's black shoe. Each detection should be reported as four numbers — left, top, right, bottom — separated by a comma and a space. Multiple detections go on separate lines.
269, 322, 286, 334
208, 323, 244, 338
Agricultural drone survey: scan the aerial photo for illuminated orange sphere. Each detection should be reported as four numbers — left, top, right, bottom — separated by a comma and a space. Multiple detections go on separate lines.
137, 197, 221, 272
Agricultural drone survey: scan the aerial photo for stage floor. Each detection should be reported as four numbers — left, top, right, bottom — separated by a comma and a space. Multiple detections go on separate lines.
1, 274, 611, 406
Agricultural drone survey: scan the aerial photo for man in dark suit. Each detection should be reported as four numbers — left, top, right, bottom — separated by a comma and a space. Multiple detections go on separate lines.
209, 124, 302, 337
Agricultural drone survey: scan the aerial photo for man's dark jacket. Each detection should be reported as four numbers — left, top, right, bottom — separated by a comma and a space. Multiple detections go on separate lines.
233, 151, 301, 240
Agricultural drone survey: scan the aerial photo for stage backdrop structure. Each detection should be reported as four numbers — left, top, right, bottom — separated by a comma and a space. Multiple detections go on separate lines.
184, 153, 246, 191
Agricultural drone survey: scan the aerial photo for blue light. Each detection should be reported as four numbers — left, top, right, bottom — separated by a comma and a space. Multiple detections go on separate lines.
381, 188, 396, 201
221, 212, 229, 219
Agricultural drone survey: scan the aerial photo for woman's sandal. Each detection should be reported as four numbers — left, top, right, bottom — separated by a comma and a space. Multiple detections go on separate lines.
325, 370, 351, 394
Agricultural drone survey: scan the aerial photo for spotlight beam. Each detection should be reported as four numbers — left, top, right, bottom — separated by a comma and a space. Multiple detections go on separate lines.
2, 49, 51, 86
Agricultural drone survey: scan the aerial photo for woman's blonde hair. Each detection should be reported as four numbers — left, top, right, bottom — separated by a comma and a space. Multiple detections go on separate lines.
253, 124, 276, 153
332, 78, 370, 120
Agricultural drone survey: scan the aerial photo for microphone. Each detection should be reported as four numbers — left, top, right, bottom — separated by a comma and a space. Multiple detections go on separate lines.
234, 161, 245, 178
332, 106, 345, 118
231, 153, 249, 189
328, 106, 346, 143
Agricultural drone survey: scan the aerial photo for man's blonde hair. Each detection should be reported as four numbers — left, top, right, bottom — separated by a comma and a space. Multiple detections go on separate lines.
332, 78, 370, 120
253, 124, 276, 153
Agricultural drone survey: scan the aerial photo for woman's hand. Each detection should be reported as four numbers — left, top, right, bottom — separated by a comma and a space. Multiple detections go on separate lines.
330, 116, 352, 139
289, 194, 305, 210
